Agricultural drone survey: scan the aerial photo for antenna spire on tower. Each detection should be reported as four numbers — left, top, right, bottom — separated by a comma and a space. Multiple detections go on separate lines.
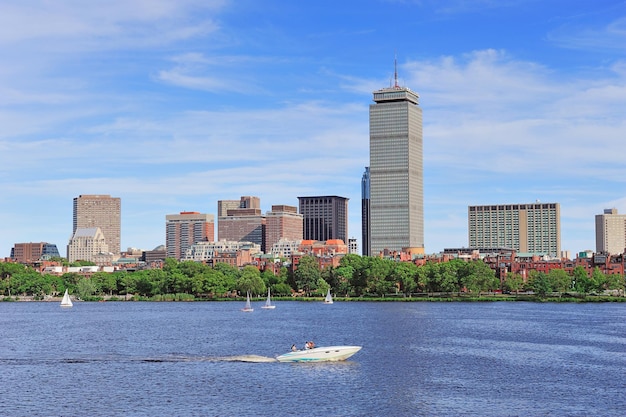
394, 52, 398, 88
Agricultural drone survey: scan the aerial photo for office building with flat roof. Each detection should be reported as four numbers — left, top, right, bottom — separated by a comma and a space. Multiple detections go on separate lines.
468, 202, 561, 257
298, 196, 348, 244
369, 67, 424, 256
11, 242, 60, 263
264, 205, 303, 254
73, 194, 121, 255
595, 208, 626, 254
166, 211, 215, 260
218, 196, 265, 251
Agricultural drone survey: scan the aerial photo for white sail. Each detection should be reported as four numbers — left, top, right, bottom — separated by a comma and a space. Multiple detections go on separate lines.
324, 288, 333, 304
241, 291, 253, 312
261, 288, 276, 309
60, 289, 73, 308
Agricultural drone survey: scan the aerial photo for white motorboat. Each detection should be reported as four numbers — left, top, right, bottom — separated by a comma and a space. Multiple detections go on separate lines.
276, 346, 361, 363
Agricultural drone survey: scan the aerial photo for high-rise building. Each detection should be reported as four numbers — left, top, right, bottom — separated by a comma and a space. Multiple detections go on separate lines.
361, 167, 370, 256
595, 208, 626, 254
165, 211, 215, 260
298, 196, 348, 244
11, 242, 60, 263
73, 194, 121, 255
468, 203, 561, 257
369, 65, 424, 256
218, 196, 265, 251
264, 205, 303, 254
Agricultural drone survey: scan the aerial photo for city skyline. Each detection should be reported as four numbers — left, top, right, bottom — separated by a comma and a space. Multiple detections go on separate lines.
1, 1, 625, 257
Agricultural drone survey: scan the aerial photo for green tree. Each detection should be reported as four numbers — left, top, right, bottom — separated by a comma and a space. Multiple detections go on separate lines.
572, 266, 592, 293
294, 255, 320, 296
392, 262, 418, 296
547, 269, 572, 293
460, 260, 499, 293
529, 271, 551, 297
76, 277, 97, 299
503, 272, 524, 294
237, 266, 265, 295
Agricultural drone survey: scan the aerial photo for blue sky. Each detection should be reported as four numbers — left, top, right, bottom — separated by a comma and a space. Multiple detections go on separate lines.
1, 0, 625, 257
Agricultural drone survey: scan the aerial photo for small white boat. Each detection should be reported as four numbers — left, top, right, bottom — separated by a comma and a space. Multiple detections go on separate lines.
241, 291, 253, 312
261, 288, 276, 309
324, 288, 333, 304
60, 289, 73, 308
276, 346, 361, 363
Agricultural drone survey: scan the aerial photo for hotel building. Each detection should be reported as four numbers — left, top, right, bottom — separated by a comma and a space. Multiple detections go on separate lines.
166, 211, 215, 260
595, 208, 626, 254
468, 202, 561, 257
73, 194, 121, 255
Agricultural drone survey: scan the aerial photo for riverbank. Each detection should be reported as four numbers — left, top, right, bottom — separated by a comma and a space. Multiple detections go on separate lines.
2, 293, 625, 302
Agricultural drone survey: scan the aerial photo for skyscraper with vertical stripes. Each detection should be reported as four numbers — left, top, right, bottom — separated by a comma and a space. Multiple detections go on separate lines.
368, 63, 424, 255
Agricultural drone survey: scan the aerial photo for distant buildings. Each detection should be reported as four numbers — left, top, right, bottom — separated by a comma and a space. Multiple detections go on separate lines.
361, 167, 370, 256
218, 196, 265, 252
468, 203, 561, 257
368, 68, 424, 256
73, 194, 121, 255
10, 242, 60, 263
298, 196, 348, 244
595, 208, 626, 255
264, 205, 303, 253
165, 211, 215, 260
67, 227, 109, 263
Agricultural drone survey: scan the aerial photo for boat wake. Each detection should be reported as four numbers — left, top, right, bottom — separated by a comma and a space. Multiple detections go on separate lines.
0, 354, 279, 365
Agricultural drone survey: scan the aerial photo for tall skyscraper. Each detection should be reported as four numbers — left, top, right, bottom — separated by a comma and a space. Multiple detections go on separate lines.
361, 167, 370, 256
595, 208, 626, 254
73, 194, 121, 255
369, 63, 424, 255
298, 196, 348, 244
468, 202, 561, 257
166, 211, 215, 260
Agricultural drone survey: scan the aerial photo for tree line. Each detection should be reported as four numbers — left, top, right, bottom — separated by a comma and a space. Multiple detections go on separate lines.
0, 255, 624, 300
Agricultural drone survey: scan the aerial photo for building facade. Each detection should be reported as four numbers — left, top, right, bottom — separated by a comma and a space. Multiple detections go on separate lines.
218, 196, 265, 251
361, 166, 371, 256
298, 196, 348, 244
11, 242, 60, 263
264, 205, 303, 254
468, 202, 561, 257
595, 208, 626, 254
369, 74, 424, 256
73, 194, 121, 255
67, 227, 109, 263
165, 211, 215, 260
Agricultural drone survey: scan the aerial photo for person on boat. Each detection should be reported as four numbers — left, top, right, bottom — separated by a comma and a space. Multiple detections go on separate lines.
291, 344, 298, 351
304, 341, 315, 350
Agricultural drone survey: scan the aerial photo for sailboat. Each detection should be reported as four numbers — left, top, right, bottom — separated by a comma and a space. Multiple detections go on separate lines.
241, 291, 254, 312
60, 288, 73, 308
261, 288, 276, 309
324, 288, 333, 304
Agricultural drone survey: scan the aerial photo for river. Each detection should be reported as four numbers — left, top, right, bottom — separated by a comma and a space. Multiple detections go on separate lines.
0, 300, 624, 416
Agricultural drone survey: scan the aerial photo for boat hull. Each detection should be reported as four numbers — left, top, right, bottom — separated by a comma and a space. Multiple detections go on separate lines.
276, 346, 361, 363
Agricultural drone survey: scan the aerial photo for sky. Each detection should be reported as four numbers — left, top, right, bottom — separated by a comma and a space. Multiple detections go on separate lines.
1, 0, 625, 258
